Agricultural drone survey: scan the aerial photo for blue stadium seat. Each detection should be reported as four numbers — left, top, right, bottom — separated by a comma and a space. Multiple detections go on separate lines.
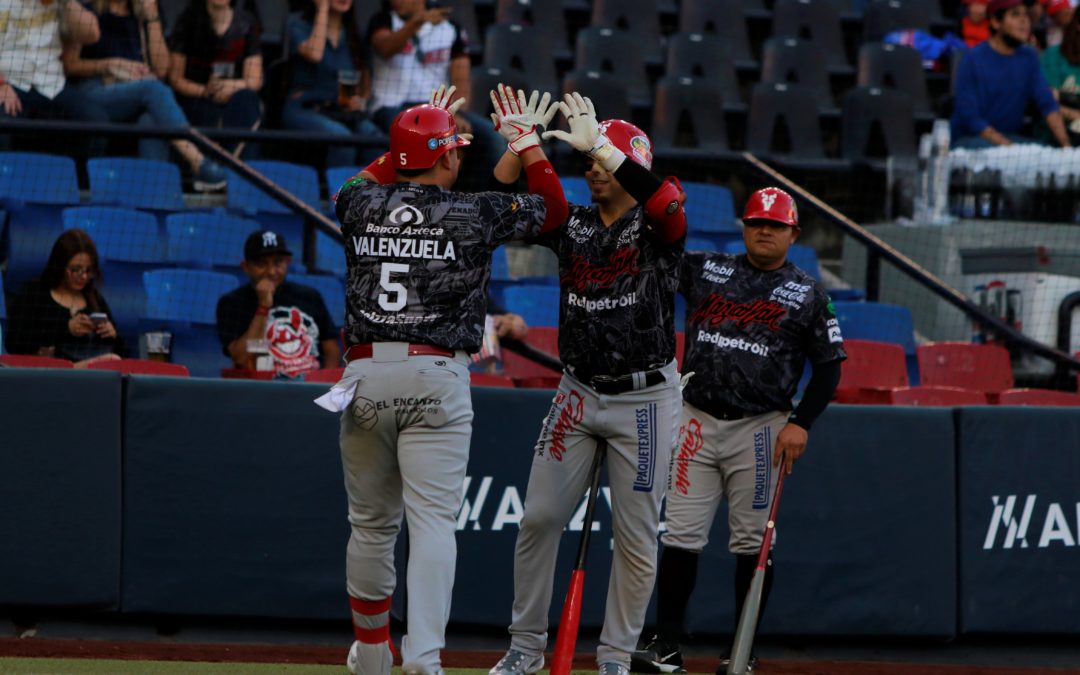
227, 160, 321, 248
290, 273, 345, 329
723, 241, 822, 281
489, 245, 514, 307
0, 270, 6, 326
681, 181, 738, 246
142, 269, 240, 378
831, 301, 916, 354
685, 236, 716, 252
325, 166, 362, 200
144, 269, 239, 324
0, 152, 80, 205
87, 157, 184, 211
314, 228, 346, 276
0, 152, 81, 294
165, 211, 258, 276
503, 284, 561, 327
63, 206, 165, 337
561, 177, 592, 205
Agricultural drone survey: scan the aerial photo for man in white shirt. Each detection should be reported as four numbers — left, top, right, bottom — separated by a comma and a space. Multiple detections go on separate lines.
366, 0, 502, 186
0, 0, 107, 150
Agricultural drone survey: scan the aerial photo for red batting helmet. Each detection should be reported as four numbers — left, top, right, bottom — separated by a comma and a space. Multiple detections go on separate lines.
389, 104, 471, 170
743, 187, 799, 227
598, 119, 653, 170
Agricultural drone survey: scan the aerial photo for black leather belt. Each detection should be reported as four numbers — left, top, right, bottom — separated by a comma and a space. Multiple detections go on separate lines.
573, 367, 667, 395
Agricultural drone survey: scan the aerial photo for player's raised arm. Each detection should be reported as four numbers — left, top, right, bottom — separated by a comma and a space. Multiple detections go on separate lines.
544, 93, 687, 243
490, 83, 567, 232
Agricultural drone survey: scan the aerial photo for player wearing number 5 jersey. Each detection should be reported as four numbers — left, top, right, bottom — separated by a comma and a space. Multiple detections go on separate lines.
632, 188, 846, 674
330, 89, 567, 675
488, 93, 687, 675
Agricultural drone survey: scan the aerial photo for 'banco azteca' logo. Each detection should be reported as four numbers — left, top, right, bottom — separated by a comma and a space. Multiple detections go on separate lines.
388, 204, 424, 226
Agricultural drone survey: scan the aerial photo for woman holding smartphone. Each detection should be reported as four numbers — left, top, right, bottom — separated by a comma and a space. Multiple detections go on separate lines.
5, 230, 125, 364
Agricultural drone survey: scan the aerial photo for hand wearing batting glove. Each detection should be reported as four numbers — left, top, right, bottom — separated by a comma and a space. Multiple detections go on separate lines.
489, 83, 541, 155
542, 92, 626, 173
429, 84, 473, 142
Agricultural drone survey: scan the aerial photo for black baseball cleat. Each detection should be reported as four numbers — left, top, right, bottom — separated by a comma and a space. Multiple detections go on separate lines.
716, 652, 758, 674
630, 635, 686, 673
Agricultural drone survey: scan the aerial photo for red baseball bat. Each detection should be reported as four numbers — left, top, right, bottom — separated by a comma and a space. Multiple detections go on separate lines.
726, 468, 787, 675
550, 438, 607, 675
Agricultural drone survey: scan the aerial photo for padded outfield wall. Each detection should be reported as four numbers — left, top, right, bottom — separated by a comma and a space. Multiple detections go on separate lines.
0, 370, 1077, 637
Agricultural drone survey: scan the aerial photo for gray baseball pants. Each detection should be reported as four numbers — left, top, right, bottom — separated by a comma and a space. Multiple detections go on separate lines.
339, 348, 474, 673
507, 360, 682, 668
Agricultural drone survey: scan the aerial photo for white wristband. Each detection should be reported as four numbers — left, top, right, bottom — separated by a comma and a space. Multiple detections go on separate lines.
508, 129, 540, 155
587, 135, 626, 172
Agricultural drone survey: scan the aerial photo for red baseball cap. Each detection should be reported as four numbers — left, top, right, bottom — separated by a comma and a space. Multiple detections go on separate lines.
988, 0, 1031, 14
1043, 0, 1070, 15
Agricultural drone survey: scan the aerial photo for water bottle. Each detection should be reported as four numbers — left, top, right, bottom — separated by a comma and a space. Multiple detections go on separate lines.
929, 120, 952, 224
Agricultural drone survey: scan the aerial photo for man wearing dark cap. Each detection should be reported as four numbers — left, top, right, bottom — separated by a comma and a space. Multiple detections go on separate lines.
952, 0, 1072, 147
216, 229, 341, 377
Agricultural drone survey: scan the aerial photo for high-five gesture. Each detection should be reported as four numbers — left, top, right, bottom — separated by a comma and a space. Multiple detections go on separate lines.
519, 89, 560, 136
429, 83, 465, 116
490, 83, 541, 155
542, 92, 626, 172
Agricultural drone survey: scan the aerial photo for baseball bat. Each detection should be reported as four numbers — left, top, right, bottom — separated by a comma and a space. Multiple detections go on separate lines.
549, 438, 608, 675
726, 469, 787, 675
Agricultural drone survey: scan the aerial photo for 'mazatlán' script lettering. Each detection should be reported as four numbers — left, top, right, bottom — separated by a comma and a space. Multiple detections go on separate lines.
690, 294, 786, 331
561, 247, 640, 291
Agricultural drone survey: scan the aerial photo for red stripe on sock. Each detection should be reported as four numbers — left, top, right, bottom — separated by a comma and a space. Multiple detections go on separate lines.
356, 624, 390, 644
349, 595, 392, 615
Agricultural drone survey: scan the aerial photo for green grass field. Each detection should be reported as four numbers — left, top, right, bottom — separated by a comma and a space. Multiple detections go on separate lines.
0, 660, 597, 675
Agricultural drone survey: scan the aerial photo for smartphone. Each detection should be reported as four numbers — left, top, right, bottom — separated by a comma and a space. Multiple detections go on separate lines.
89, 312, 108, 325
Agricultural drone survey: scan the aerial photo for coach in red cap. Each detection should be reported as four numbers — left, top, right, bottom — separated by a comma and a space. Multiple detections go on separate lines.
952, 0, 1072, 147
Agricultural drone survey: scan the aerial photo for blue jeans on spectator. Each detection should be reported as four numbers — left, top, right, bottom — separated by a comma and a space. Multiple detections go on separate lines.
179, 89, 263, 159
0, 84, 107, 155
281, 98, 385, 167
73, 77, 190, 161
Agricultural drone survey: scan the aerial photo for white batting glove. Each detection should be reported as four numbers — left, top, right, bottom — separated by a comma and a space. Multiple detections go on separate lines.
429, 84, 473, 142
430, 83, 465, 115
542, 92, 626, 172
489, 83, 541, 155
519, 88, 559, 135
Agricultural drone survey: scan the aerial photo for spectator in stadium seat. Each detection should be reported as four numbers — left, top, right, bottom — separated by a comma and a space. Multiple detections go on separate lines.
1041, 5, 1080, 142
366, 0, 503, 179
962, 0, 992, 47
167, 0, 263, 158
216, 230, 341, 379
1040, 0, 1074, 46
0, 0, 106, 152
5, 228, 125, 365
281, 0, 385, 167
60, 0, 228, 192
951, 0, 1072, 147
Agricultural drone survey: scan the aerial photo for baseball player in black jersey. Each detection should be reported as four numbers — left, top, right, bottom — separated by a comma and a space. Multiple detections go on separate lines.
327, 86, 568, 675
488, 93, 688, 675
631, 188, 846, 674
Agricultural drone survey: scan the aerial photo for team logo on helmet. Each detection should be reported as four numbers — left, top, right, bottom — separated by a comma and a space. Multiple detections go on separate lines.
761, 192, 777, 210
629, 135, 651, 167
388, 204, 425, 226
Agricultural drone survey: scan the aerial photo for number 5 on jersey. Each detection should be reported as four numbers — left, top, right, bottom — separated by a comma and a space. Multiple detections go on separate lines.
378, 262, 409, 311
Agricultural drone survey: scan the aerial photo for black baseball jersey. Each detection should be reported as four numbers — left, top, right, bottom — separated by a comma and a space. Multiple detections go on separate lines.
336, 180, 547, 351
679, 251, 846, 416
532, 204, 683, 378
